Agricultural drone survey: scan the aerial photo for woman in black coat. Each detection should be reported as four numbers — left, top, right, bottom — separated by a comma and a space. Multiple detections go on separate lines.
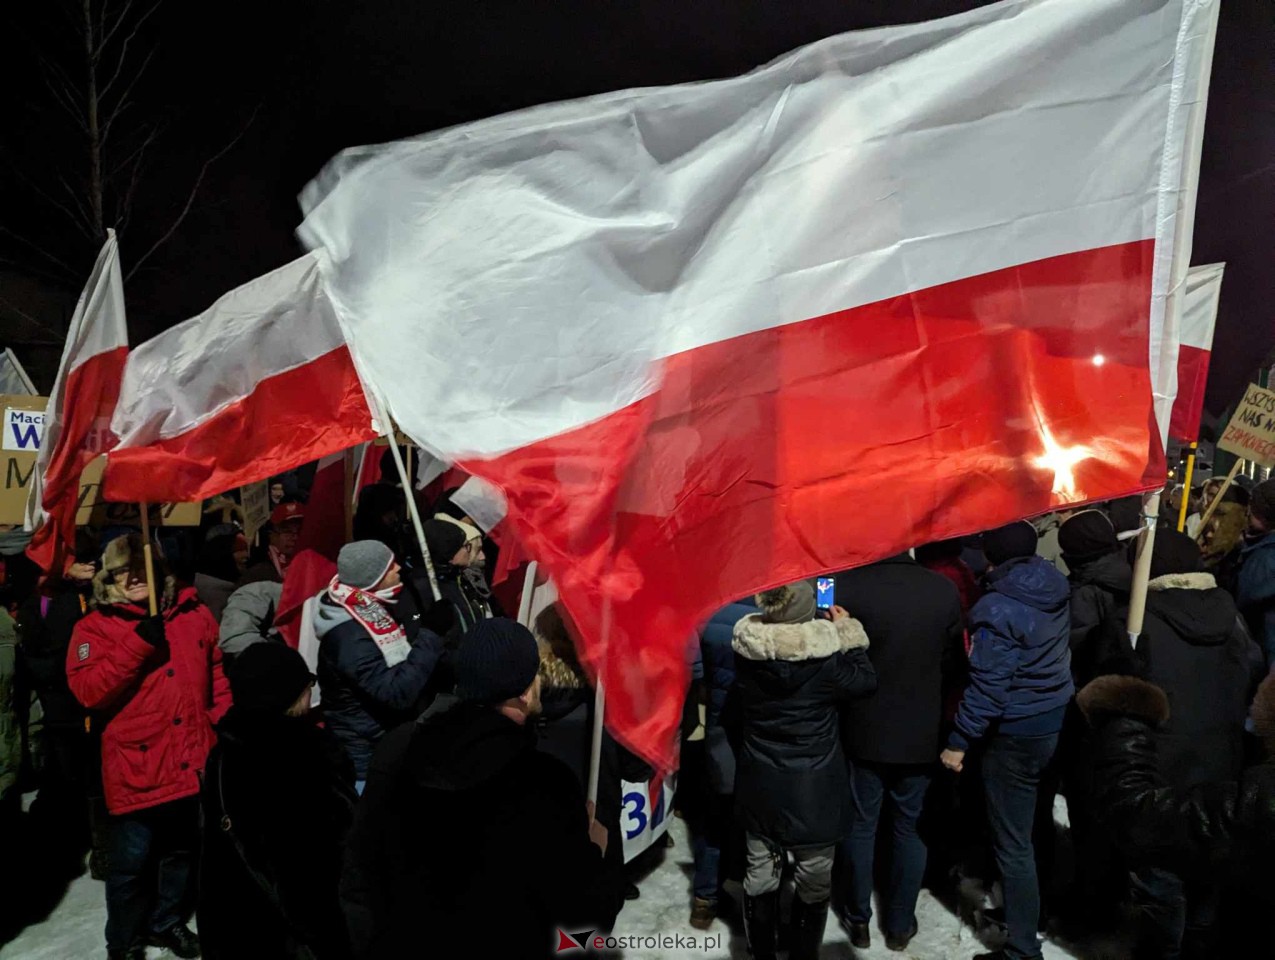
732, 582, 876, 960
198, 644, 358, 960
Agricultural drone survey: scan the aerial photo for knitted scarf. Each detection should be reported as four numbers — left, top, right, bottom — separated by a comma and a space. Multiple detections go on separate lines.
326, 577, 411, 667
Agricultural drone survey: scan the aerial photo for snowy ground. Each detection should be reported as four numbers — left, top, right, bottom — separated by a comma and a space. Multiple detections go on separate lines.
2, 803, 1133, 960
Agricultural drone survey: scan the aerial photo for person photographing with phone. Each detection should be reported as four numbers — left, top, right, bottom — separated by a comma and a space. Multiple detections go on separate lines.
732, 581, 876, 960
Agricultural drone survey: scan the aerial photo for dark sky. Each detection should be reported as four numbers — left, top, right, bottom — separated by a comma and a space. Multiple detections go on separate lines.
3, 0, 1272, 427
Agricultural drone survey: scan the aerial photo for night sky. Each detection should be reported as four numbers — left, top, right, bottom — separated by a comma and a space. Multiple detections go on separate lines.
2, 0, 1271, 428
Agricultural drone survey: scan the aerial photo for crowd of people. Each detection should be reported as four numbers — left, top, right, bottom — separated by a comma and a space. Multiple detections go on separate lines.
0, 463, 1273, 959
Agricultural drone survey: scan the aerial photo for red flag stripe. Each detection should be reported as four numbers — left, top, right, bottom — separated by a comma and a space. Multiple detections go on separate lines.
1168, 344, 1211, 444
466, 240, 1160, 768
102, 345, 377, 504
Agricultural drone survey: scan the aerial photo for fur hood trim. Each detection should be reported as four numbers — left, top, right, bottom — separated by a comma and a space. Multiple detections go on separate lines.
1148, 572, 1216, 592
732, 614, 869, 662
92, 534, 177, 609
1076, 675, 1170, 727
538, 641, 587, 690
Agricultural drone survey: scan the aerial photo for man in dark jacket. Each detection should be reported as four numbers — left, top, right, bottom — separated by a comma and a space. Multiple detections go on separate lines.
1078, 672, 1275, 954
940, 521, 1073, 960
199, 643, 357, 960
1058, 509, 1131, 676
733, 582, 877, 960
1237, 478, 1275, 669
835, 553, 963, 952
1091, 529, 1259, 959
314, 541, 443, 791
340, 618, 622, 960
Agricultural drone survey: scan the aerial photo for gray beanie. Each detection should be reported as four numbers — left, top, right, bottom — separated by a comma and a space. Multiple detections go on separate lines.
337, 540, 395, 590
756, 581, 818, 625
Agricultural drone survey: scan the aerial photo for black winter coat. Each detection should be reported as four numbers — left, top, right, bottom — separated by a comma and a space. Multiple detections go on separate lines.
314, 582, 444, 780
1066, 551, 1131, 682
16, 586, 89, 730
836, 555, 964, 765
1095, 572, 1258, 788
535, 651, 652, 869
1079, 675, 1275, 901
341, 701, 624, 960
733, 614, 876, 847
198, 709, 358, 960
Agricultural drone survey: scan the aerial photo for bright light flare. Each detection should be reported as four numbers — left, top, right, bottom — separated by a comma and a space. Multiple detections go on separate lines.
1034, 423, 1092, 498
1091, 353, 1106, 366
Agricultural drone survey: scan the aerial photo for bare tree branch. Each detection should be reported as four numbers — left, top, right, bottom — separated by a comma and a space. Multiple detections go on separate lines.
100, 0, 163, 63
106, 121, 161, 180
101, 48, 156, 146
100, 21, 158, 102
0, 294, 66, 341
116, 125, 159, 234
0, 226, 81, 282
10, 163, 96, 238
125, 108, 258, 280
58, 174, 98, 235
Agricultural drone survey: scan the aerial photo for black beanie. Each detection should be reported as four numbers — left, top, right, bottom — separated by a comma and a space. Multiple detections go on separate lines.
227, 644, 315, 715
981, 520, 1038, 565
1107, 495, 1143, 535
1058, 509, 1118, 565
455, 618, 542, 704
1144, 528, 1203, 579
423, 518, 467, 566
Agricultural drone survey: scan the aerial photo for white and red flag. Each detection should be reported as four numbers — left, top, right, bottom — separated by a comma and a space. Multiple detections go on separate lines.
1168, 262, 1225, 443
298, 0, 1219, 767
99, 252, 378, 504
26, 232, 130, 572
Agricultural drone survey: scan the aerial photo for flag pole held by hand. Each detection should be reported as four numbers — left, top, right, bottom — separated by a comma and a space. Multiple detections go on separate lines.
1195, 459, 1244, 541
382, 426, 441, 602
139, 503, 159, 616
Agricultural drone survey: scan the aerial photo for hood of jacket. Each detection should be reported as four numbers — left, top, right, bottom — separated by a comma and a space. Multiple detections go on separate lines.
1145, 571, 1237, 646
1068, 550, 1132, 594
732, 614, 868, 662
406, 699, 535, 792
986, 555, 1070, 613
92, 533, 178, 609
313, 595, 353, 639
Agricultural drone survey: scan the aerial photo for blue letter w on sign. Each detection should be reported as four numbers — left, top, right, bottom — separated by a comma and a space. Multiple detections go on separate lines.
9, 422, 38, 450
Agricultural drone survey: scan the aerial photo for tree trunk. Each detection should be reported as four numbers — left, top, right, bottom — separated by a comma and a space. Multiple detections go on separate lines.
84, 0, 104, 241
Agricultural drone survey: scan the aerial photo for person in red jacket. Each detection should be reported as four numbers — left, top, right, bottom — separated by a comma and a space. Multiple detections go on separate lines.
67, 533, 231, 960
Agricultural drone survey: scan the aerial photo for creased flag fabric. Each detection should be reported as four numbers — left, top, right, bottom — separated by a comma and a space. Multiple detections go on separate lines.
1168, 262, 1224, 442
26, 232, 129, 572
299, 0, 1219, 768
100, 253, 378, 505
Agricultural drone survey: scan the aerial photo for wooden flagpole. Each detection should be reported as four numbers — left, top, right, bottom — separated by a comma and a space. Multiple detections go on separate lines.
1125, 492, 1160, 648
139, 504, 159, 616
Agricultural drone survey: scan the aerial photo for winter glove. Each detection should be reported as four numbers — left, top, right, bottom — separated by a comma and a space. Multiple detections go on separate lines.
135, 615, 170, 661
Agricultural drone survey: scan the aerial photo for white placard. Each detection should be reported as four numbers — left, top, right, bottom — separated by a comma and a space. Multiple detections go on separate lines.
3, 407, 44, 452
620, 775, 677, 864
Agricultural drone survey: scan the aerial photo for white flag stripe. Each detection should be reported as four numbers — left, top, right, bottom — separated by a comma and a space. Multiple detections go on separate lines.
1180, 262, 1224, 350
300, 0, 1208, 461
109, 253, 346, 447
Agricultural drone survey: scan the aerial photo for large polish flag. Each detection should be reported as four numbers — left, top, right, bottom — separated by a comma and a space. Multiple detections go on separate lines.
100, 252, 379, 504
299, 0, 1219, 767
1168, 262, 1224, 443
26, 232, 130, 572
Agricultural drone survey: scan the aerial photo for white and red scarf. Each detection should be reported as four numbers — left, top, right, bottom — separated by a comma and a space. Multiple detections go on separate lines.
325, 577, 411, 667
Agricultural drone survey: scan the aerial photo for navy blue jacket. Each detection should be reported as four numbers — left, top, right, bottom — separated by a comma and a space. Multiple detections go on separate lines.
699, 600, 753, 794
949, 555, 1074, 751
1237, 532, 1275, 669
315, 585, 443, 780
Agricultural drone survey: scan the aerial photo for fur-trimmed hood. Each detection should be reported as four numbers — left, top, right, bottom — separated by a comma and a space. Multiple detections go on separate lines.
537, 642, 587, 691
732, 614, 868, 662
1148, 572, 1216, 592
92, 533, 177, 610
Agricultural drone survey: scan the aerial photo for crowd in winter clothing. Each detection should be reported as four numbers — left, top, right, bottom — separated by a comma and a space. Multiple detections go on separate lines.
3, 464, 1275, 960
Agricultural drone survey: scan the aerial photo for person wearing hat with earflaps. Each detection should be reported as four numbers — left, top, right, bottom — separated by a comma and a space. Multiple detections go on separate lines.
314, 541, 444, 793
340, 617, 623, 960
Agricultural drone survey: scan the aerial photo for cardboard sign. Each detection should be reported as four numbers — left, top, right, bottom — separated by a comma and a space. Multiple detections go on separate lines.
0, 395, 47, 524
1217, 383, 1275, 467
449, 475, 508, 533
75, 458, 202, 527
241, 480, 271, 543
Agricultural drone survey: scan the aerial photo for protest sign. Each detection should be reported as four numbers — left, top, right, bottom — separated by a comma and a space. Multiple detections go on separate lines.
75, 458, 202, 527
0, 395, 47, 524
241, 480, 271, 543
1217, 383, 1275, 467
619, 775, 677, 864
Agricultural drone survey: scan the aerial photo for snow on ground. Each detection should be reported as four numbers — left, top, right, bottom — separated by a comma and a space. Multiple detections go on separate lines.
3, 807, 1132, 960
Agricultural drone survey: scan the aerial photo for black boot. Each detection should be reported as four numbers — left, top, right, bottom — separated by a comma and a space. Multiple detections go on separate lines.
743, 892, 779, 960
789, 897, 830, 960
